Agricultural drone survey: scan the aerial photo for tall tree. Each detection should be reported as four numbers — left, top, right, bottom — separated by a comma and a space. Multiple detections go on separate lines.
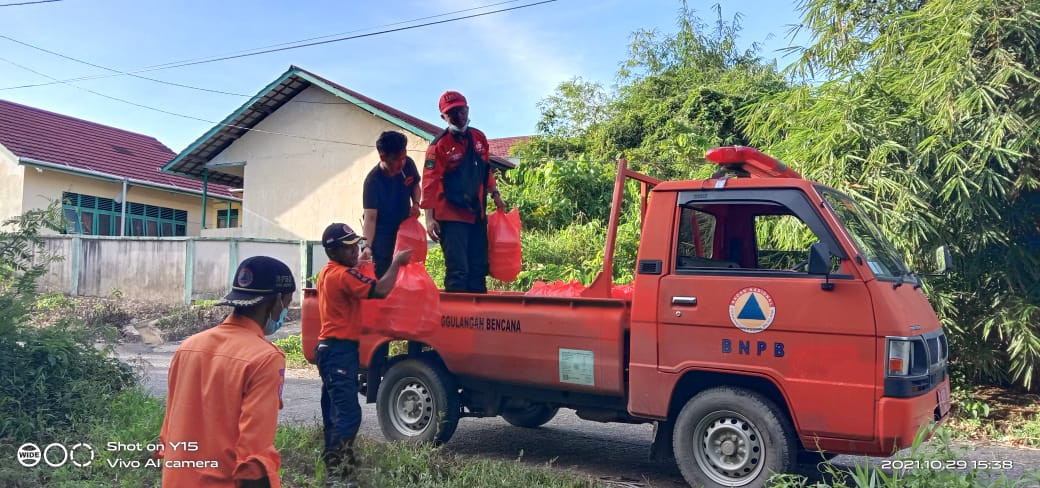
744, 0, 1040, 388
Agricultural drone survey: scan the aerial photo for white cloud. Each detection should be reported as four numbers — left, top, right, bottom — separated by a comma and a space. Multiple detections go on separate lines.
430, 0, 578, 96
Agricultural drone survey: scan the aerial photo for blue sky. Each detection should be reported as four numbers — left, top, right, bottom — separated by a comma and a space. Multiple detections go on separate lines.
0, 0, 806, 153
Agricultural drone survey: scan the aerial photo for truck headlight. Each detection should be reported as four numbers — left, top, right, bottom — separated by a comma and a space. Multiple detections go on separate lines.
887, 339, 911, 376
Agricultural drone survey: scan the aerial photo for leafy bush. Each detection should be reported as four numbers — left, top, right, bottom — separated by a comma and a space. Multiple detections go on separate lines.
0, 205, 135, 448
273, 334, 310, 369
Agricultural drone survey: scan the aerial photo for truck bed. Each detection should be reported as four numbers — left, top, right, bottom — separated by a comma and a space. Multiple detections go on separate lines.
367, 291, 631, 397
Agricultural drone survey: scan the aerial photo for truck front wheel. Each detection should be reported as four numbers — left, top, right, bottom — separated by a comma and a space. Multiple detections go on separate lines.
377, 358, 460, 445
502, 403, 559, 428
672, 387, 796, 488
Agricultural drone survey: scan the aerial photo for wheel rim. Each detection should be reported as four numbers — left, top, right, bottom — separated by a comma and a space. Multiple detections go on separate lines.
387, 376, 436, 438
691, 410, 765, 486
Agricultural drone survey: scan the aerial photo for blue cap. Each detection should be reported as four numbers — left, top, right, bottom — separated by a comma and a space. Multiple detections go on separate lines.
216, 256, 296, 307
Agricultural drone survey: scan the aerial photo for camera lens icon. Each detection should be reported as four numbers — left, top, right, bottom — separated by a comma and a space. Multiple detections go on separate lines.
17, 443, 41, 467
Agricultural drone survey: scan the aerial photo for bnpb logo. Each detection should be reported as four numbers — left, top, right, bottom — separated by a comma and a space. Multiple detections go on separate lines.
729, 287, 776, 333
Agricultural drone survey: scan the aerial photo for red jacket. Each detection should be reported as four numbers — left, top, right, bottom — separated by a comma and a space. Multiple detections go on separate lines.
421, 127, 497, 223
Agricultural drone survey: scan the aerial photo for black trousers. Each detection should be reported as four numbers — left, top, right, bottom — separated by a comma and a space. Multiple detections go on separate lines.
371, 232, 398, 278
439, 219, 488, 293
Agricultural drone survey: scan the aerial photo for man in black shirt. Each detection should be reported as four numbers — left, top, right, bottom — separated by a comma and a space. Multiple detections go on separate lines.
362, 131, 421, 277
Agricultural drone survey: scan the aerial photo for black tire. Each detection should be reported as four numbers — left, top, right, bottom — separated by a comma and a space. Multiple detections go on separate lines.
672, 387, 796, 488
501, 403, 559, 428
376, 358, 460, 445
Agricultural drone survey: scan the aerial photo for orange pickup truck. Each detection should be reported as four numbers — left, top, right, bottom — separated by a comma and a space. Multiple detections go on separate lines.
302, 146, 951, 488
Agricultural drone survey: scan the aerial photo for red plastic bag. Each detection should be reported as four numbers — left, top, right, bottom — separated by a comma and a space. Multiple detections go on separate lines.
356, 261, 385, 335
487, 208, 522, 282
611, 284, 634, 300
525, 279, 585, 297
382, 263, 440, 340
394, 217, 428, 263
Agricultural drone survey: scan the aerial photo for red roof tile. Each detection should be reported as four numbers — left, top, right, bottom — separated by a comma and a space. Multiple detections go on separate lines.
488, 136, 531, 159
0, 99, 235, 198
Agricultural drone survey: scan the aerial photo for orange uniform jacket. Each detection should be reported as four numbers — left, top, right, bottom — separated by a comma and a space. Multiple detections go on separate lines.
317, 260, 376, 341
160, 315, 285, 487
421, 127, 497, 223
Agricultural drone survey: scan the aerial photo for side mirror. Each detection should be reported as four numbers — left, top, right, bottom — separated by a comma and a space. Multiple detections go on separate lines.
808, 242, 835, 291
808, 242, 831, 275
933, 245, 953, 274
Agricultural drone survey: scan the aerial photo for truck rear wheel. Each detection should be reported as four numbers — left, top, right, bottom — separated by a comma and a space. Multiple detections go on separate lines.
377, 358, 459, 445
672, 387, 796, 488
501, 403, 559, 428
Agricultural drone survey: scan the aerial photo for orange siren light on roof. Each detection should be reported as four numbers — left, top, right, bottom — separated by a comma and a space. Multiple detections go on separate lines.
705, 146, 802, 179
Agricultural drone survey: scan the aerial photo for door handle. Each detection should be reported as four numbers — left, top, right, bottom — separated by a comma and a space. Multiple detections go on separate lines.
672, 296, 698, 306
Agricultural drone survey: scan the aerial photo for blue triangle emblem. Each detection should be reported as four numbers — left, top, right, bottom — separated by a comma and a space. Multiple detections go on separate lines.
738, 294, 767, 320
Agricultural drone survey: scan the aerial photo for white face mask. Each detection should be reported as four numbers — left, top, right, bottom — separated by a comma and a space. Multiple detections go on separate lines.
449, 120, 469, 133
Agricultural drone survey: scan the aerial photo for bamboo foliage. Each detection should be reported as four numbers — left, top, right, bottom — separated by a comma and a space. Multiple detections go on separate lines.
745, 0, 1040, 388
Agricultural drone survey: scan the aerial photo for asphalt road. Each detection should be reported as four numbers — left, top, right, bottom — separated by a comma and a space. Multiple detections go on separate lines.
117, 322, 1040, 487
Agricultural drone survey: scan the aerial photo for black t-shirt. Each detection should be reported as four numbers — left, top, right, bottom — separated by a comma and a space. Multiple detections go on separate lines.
363, 157, 420, 240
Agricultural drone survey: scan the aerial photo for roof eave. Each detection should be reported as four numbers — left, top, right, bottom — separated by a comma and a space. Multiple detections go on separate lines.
20, 157, 240, 202
294, 70, 437, 140
160, 66, 302, 178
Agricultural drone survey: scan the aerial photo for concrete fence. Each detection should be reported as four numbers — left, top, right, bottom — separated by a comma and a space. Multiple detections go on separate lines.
36, 236, 331, 304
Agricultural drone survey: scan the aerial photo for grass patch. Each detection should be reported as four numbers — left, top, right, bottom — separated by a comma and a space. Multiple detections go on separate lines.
768, 426, 1040, 488
273, 334, 311, 369
946, 385, 1040, 447
1, 388, 606, 487
276, 423, 606, 488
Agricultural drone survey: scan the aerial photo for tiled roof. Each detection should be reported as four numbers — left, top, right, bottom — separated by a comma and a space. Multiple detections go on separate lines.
0, 99, 235, 198
487, 136, 531, 159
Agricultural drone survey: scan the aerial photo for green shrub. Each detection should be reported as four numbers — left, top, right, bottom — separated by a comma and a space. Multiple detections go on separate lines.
0, 205, 135, 447
273, 334, 311, 369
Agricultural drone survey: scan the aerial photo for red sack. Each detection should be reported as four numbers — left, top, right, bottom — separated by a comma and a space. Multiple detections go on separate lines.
382, 263, 440, 340
395, 217, 428, 263
487, 208, 522, 282
611, 284, 634, 300
525, 279, 585, 297
356, 261, 385, 335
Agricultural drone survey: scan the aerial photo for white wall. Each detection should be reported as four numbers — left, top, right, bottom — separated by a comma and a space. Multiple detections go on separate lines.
36, 236, 309, 304
209, 86, 431, 240
0, 144, 25, 225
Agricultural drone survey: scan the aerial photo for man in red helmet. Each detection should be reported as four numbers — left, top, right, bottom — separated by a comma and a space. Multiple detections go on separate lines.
421, 91, 505, 293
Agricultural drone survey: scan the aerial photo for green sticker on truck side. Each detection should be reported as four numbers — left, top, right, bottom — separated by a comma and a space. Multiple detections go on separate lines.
559, 348, 595, 386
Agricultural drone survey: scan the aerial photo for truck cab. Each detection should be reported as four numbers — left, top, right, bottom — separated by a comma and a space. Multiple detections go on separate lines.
301, 146, 950, 488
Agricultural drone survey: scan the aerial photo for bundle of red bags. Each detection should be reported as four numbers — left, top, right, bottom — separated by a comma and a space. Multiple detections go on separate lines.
487, 208, 522, 282
611, 284, 634, 300
525, 279, 585, 297
380, 262, 439, 340
358, 218, 438, 340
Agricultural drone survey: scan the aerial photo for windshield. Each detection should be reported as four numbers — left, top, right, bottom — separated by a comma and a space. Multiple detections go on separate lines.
818, 187, 910, 280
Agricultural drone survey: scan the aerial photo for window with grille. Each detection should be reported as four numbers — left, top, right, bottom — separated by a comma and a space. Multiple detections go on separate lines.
62, 192, 188, 237
216, 209, 239, 228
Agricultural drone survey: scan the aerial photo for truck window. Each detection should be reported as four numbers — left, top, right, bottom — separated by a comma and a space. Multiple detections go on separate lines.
676, 202, 839, 274
673, 208, 715, 264
754, 214, 817, 271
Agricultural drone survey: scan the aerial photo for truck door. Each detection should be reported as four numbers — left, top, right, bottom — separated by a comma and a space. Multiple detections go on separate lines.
656, 188, 877, 441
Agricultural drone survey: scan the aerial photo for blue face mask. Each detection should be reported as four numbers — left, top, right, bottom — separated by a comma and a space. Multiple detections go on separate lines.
264, 305, 287, 335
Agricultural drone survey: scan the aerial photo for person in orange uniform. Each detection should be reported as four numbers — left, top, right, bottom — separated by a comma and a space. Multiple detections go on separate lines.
421, 90, 506, 292
160, 255, 296, 488
317, 223, 412, 487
